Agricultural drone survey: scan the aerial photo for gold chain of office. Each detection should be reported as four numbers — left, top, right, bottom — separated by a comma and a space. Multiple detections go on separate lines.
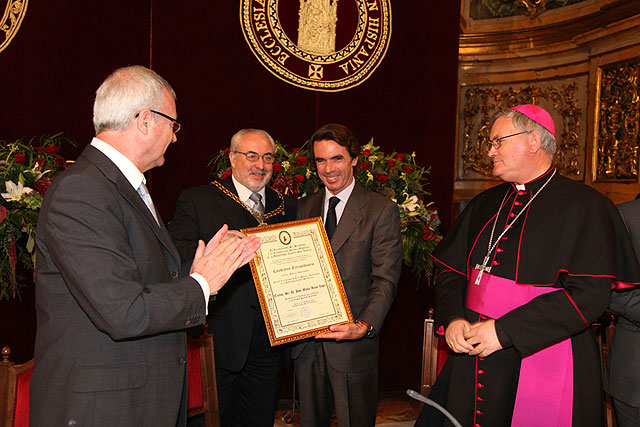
212, 180, 285, 226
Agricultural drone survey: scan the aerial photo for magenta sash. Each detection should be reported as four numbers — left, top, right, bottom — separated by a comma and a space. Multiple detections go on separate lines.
467, 268, 573, 427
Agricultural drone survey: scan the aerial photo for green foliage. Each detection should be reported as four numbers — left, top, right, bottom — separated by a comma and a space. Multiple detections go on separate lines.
0, 133, 74, 300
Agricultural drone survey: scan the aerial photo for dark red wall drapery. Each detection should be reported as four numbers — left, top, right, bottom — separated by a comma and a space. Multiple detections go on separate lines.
0, 1, 460, 390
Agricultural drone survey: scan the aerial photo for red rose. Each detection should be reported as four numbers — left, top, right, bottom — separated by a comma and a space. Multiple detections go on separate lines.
44, 145, 58, 155
376, 174, 388, 182
53, 155, 67, 169
224, 148, 230, 155
296, 156, 307, 166
0, 206, 8, 224
422, 227, 437, 241
15, 153, 26, 164
395, 153, 404, 161
358, 162, 371, 170
363, 149, 371, 156
36, 158, 46, 167
34, 177, 52, 196
402, 165, 413, 174
35, 146, 44, 153
292, 147, 300, 153
272, 163, 282, 174
222, 171, 232, 180
293, 174, 305, 182
386, 159, 396, 167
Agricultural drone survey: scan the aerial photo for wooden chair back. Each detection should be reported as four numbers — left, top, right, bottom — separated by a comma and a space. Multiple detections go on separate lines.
421, 308, 441, 396
187, 329, 220, 427
0, 346, 33, 427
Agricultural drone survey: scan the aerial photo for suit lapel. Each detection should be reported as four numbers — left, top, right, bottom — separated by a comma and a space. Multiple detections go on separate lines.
81, 146, 180, 261
306, 190, 324, 219
331, 183, 366, 253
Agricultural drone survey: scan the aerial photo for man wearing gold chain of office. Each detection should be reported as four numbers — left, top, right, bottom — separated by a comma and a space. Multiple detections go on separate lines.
168, 129, 296, 426
422, 105, 640, 427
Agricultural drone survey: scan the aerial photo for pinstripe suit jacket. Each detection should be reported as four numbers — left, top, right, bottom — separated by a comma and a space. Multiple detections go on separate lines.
30, 145, 206, 427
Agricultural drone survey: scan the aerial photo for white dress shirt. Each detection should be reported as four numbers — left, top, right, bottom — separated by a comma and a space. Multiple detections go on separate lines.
322, 177, 356, 226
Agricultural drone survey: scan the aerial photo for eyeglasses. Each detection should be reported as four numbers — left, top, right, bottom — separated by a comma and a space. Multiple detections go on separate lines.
486, 131, 530, 150
234, 151, 275, 164
136, 109, 183, 134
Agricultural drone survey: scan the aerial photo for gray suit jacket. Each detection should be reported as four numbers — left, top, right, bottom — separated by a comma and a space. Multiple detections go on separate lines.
604, 199, 640, 406
292, 183, 402, 372
30, 145, 206, 427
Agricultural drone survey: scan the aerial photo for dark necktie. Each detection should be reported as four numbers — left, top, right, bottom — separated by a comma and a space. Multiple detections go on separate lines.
325, 196, 340, 240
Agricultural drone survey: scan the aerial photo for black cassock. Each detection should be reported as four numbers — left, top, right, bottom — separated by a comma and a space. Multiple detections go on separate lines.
419, 167, 640, 427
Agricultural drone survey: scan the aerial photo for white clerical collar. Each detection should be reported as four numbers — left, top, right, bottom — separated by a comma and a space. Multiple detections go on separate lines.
91, 137, 145, 191
231, 174, 266, 205
515, 183, 526, 191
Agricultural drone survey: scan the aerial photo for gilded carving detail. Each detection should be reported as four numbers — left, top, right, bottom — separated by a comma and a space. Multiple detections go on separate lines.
297, 0, 338, 55
597, 61, 640, 181
460, 83, 583, 179
0, 0, 28, 54
468, 0, 585, 20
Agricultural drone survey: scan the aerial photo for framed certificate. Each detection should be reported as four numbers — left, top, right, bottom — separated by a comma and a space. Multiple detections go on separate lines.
242, 217, 354, 346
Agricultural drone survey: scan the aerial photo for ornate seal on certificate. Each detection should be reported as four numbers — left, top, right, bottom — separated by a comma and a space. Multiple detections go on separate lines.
0, 0, 28, 54
240, 0, 392, 92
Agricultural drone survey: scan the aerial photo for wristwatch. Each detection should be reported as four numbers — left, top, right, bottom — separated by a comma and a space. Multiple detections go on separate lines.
357, 320, 377, 339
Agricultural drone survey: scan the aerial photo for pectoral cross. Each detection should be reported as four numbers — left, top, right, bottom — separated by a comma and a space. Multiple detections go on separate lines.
474, 255, 491, 285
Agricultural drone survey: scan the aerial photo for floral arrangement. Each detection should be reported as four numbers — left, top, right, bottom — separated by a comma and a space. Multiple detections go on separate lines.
209, 138, 443, 280
0, 134, 74, 300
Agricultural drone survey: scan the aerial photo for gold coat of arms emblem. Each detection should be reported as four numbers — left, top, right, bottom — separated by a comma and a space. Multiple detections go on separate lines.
0, 0, 28, 54
240, 0, 392, 92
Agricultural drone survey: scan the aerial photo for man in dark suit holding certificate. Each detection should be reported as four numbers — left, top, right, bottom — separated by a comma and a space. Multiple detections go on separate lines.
169, 129, 296, 426
30, 66, 259, 427
292, 123, 402, 426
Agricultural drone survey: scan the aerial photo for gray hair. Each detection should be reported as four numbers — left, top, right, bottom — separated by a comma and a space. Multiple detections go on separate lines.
230, 129, 276, 152
492, 108, 557, 156
93, 65, 176, 134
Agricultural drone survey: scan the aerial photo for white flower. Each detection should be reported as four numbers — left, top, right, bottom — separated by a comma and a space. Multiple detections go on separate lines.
401, 195, 420, 214
282, 161, 290, 170
368, 155, 378, 163
2, 180, 33, 202
25, 166, 50, 181
366, 171, 374, 182
306, 169, 311, 179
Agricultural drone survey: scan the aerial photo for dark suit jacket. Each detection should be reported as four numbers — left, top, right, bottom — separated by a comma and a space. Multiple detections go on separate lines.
604, 199, 640, 406
168, 177, 296, 370
292, 183, 402, 372
30, 145, 206, 427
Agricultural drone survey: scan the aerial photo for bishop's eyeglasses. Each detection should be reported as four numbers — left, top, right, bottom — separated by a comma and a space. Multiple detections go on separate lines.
486, 131, 530, 150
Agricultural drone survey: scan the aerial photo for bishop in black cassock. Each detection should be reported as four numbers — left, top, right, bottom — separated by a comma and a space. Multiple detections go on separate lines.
418, 105, 640, 427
